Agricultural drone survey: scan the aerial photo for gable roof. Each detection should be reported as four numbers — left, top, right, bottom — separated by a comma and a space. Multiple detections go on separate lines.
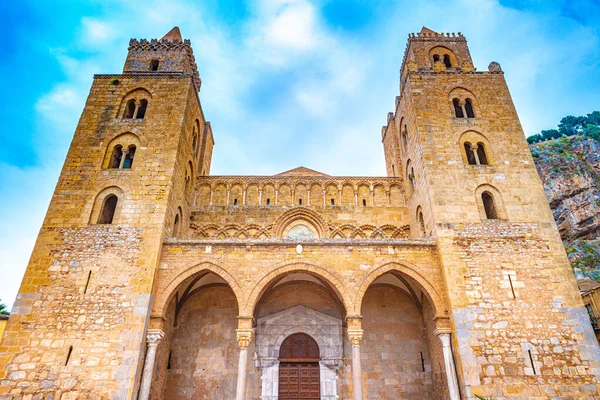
161, 26, 183, 42
275, 166, 329, 177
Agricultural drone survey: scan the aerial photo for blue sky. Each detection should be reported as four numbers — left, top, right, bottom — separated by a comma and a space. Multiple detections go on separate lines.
1, 0, 600, 308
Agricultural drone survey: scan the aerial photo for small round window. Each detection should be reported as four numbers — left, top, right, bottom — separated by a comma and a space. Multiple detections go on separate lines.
286, 224, 315, 240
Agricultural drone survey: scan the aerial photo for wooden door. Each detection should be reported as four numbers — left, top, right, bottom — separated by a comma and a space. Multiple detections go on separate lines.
279, 362, 320, 399
279, 333, 321, 399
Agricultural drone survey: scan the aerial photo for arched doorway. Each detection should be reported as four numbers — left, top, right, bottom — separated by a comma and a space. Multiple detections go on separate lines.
278, 333, 320, 399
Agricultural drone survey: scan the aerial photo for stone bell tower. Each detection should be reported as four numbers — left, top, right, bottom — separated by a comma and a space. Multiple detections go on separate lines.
0, 27, 213, 399
381, 27, 600, 398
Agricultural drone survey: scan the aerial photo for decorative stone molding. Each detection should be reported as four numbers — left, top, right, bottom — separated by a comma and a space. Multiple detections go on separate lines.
146, 329, 164, 346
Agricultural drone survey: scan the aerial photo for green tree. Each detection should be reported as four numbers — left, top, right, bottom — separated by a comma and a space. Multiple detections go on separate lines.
558, 115, 587, 136
0, 300, 9, 316
584, 124, 600, 141
541, 129, 560, 141
527, 133, 542, 144
586, 111, 600, 126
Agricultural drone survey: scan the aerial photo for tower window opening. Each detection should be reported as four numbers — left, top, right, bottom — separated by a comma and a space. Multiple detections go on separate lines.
433, 54, 440, 63
528, 350, 537, 375
65, 346, 73, 366
331, 198, 335, 206
84, 271, 92, 294
392, 164, 396, 177
173, 213, 180, 237
418, 211, 426, 237
192, 131, 198, 156
150, 59, 159, 71
443, 54, 452, 68
234, 198, 238, 205
453, 98, 464, 118
464, 142, 477, 165
136, 99, 148, 119
482, 191, 498, 219
110, 145, 123, 168
508, 274, 517, 299
362, 199, 367, 206
266, 198, 271, 205
476, 142, 488, 165
98, 195, 118, 224
298, 198, 302, 205
123, 99, 136, 119
122, 146, 136, 169
408, 167, 416, 193
465, 98, 475, 118
167, 351, 172, 369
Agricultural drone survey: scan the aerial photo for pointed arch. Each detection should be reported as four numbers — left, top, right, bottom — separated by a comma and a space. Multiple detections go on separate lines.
354, 261, 447, 319
152, 261, 244, 318
244, 261, 351, 316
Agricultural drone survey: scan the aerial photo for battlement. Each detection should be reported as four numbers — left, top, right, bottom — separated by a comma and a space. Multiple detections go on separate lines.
123, 27, 202, 92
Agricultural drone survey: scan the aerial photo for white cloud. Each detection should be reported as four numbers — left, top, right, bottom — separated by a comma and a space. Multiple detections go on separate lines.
2, 0, 600, 307
80, 17, 118, 46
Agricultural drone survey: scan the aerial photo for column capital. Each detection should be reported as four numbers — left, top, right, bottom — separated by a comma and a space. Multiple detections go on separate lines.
146, 329, 165, 348
347, 330, 363, 346
236, 330, 253, 350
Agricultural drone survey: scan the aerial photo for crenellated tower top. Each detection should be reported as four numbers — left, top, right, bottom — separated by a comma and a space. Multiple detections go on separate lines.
399, 27, 475, 89
123, 26, 202, 92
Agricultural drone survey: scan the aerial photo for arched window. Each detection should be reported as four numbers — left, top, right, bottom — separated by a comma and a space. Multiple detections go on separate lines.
109, 145, 123, 168
482, 192, 498, 219
418, 210, 426, 237
185, 162, 193, 195
150, 60, 159, 71
476, 142, 488, 165
122, 146, 136, 169
407, 164, 416, 194
98, 195, 118, 224
433, 54, 440, 63
443, 54, 452, 68
465, 98, 475, 118
453, 98, 464, 118
123, 99, 136, 119
172, 213, 180, 237
136, 99, 148, 119
192, 129, 198, 156
464, 142, 477, 165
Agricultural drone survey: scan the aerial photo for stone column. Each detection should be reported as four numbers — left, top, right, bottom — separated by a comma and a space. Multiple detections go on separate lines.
438, 332, 460, 400
139, 329, 164, 400
470, 144, 481, 165
347, 316, 363, 400
306, 189, 311, 206
236, 317, 254, 400
354, 190, 358, 206
209, 188, 214, 206
242, 189, 246, 205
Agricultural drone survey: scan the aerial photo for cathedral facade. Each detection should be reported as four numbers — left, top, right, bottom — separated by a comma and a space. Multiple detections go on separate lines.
1, 26, 599, 400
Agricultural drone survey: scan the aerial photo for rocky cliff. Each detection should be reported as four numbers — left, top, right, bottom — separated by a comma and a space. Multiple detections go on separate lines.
531, 136, 600, 280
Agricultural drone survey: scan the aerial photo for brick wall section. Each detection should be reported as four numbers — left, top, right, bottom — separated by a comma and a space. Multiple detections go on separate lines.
361, 286, 436, 399
383, 28, 600, 398
0, 72, 203, 399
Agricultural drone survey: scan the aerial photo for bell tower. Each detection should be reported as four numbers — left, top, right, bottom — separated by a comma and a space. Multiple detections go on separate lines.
0, 27, 213, 399
381, 27, 600, 398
